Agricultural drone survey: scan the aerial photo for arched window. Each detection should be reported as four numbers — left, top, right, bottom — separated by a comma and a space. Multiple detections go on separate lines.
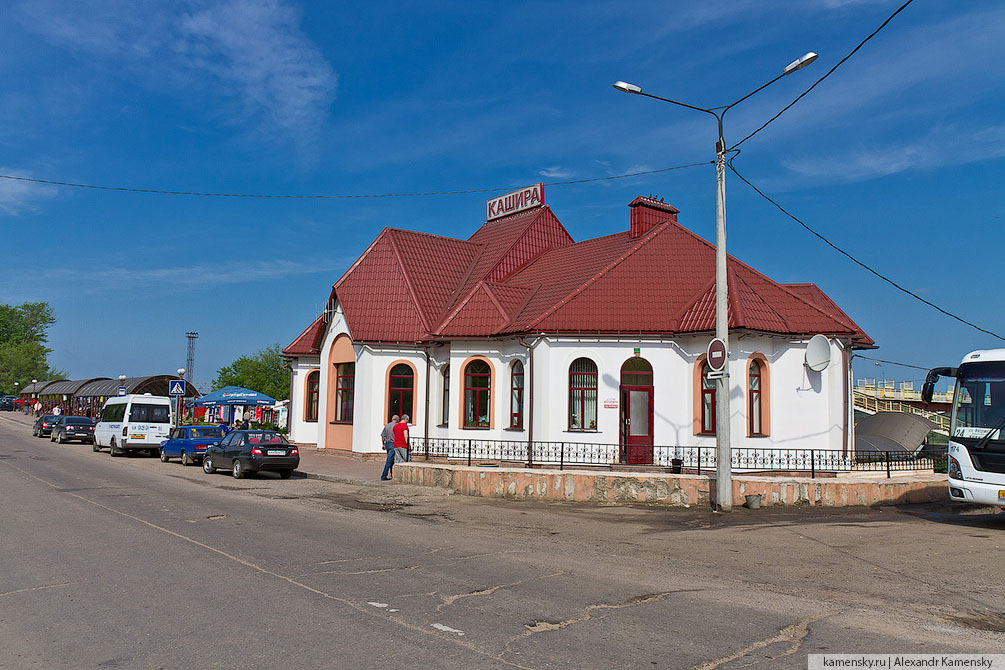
305, 370, 320, 422
388, 363, 414, 421
701, 362, 716, 435
620, 357, 653, 386
569, 358, 598, 430
748, 358, 766, 436
463, 360, 491, 428
440, 364, 450, 425
510, 360, 524, 429
334, 363, 354, 423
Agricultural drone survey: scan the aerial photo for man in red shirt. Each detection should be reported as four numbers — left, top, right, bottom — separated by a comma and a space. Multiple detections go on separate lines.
392, 414, 410, 464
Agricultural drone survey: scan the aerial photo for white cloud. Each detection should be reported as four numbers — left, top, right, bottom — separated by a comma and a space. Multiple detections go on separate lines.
0, 170, 59, 215
17, 0, 337, 163
782, 123, 1005, 183
537, 166, 573, 179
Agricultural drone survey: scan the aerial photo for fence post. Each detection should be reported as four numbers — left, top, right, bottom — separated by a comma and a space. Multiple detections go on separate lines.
425, 437, 429, 461
885, 451, 891, 479
560, 442, 565, 471
467, 439, 472, 467
810, 449, 815, 479
697, 446, 701, 476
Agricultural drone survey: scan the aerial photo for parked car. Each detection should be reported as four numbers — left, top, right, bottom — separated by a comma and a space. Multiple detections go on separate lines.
94, 394, 173, 457
159, 425, 225, 465
50, 416, 96, 444
32, 414, 62, 438
0, 398, 17, 412
202, 430, 299, 479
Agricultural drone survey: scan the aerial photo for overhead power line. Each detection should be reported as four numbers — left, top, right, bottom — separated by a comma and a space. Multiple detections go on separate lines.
726, 160, 1005, 342
0, 161, 711, 200
853, 355, 931, 372
729, 0, 915, 151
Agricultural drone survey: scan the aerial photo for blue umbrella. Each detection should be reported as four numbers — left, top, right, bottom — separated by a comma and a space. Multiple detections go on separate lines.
189, 385, 276, 408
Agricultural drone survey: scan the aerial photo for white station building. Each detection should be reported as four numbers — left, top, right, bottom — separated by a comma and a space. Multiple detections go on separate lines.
282, 186, 873, 463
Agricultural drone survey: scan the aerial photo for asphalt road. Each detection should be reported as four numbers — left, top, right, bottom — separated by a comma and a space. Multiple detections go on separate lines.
0, 415, 1002, 669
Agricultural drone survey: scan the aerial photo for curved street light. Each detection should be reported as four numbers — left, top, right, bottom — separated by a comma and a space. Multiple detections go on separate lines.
613, 52, 817, 511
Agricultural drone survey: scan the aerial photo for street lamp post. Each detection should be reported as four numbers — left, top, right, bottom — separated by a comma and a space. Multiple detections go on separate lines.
614, 52, 817, 511
31, 379, 38, 416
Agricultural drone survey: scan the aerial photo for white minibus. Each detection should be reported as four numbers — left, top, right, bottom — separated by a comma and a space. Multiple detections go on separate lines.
94, 393, 173, 457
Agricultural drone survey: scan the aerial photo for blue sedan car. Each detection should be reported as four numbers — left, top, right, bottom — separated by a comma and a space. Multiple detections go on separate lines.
159, 426, 226, 466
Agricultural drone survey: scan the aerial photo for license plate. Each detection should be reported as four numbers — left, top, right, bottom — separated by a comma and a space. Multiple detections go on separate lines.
267, 450, 285, 456
999, 490, 1005, 500
130, 435, 145, 440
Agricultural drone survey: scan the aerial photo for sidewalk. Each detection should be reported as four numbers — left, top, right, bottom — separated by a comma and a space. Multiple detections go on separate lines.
297, 448, 387, 485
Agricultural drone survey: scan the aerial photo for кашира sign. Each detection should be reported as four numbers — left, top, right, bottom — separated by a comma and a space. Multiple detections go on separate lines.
486, 183, 544, 221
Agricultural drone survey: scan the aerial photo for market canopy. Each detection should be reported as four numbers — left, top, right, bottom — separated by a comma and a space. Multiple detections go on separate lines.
189, 386, 276, 407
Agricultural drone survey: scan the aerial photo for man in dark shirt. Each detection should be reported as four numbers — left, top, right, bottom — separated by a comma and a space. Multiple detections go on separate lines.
379, 414, 399, 481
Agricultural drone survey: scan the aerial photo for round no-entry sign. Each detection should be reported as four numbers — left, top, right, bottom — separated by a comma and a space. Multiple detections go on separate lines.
707, 338, 727, 372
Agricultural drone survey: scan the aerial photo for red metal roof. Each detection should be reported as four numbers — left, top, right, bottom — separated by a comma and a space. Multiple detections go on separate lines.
285, 199, 873, 349
282, 315, 324, 355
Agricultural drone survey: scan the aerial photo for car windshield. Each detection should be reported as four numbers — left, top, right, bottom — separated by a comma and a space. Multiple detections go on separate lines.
65, 418, 93, 425
42, 415, 58, 421
191, 427, 224, 438
952, 361, 1005, 444
129, 403, 170, 423
245, 431, 287, 445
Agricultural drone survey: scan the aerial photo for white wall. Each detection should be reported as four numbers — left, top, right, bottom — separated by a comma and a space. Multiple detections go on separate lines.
288, 356, 320, 444
298, 328, 851, 455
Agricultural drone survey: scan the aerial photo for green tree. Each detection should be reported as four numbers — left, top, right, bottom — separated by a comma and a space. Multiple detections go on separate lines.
212, 344, 290, 401
0, 302, 64, 394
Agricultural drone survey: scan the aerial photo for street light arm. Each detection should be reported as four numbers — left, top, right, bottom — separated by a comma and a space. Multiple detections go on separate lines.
721, 72, 787, 114
632, 90, 718, 117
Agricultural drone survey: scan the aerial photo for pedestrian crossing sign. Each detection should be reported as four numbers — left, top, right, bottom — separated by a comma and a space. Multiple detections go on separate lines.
169, 380, 186, 396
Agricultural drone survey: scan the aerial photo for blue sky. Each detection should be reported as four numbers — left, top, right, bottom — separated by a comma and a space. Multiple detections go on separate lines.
1, 0, 1002, 391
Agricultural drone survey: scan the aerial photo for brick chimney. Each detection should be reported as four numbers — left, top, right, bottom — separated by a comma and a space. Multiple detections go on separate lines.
629, 195, 679, 238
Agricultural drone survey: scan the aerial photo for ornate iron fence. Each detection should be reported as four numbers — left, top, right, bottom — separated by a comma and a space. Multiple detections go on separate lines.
409, 437, 944, 478
408, 437, 940, 480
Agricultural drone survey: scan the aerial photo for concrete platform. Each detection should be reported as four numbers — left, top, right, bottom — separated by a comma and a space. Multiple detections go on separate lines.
394, 460, 949, 507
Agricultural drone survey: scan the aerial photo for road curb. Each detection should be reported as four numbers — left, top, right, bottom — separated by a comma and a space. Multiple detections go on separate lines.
301, 471, 384, 486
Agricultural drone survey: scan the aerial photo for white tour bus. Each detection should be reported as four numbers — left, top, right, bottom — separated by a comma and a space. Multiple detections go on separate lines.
924, 349, 1005, 506
94, 393, 173, 457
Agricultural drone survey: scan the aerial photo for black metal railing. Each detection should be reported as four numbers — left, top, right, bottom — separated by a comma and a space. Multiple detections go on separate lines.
410, 437, 945, 479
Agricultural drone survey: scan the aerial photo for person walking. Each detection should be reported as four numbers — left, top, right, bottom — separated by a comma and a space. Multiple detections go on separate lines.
379, 414, 398, 481
393, 414, 410, 464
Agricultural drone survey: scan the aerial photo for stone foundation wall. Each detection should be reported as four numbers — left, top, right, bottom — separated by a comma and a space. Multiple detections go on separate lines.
395, 462, 948, 507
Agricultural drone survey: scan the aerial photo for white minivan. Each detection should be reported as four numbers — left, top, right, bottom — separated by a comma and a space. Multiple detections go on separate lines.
94, 394, 174, 457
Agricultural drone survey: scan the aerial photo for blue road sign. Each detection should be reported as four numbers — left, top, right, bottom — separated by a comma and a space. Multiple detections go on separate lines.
169, 380, 186, 396
117, 386, 127, 396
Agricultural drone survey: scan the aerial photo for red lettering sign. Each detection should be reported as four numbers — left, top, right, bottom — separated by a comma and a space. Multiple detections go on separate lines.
486, 183, 544, 221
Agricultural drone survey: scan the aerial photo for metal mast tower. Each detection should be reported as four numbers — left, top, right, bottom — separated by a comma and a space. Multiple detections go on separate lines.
185, 332, 199, 383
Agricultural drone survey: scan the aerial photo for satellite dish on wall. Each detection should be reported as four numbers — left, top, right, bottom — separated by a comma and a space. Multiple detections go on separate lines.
805, 335, 831, 372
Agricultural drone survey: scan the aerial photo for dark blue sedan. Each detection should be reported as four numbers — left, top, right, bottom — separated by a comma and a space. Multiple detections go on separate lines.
159, 426, 226, 466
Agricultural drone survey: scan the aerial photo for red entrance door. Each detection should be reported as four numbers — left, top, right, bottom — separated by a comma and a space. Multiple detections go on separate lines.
621, 385, 654, 464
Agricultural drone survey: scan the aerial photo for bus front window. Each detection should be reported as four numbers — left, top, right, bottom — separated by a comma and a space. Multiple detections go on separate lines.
952, 361, 1005, 443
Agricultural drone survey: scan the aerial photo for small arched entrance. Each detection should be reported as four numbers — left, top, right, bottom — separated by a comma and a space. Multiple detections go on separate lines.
620, 357, 654, 464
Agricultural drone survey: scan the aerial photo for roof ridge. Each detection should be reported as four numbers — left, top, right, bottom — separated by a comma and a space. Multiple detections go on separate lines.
282, 313, 324, 354
434, 282, 509, 335
669, 221, 862, 335
527, 222, 667, 329
387, 227, 479, 247
730, 268, 792, 330
333, 229, 389, 291
751, 272, 860, 334
782, 282, 863, 333
386, 230, 432, 334
671, 277, 714, 327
